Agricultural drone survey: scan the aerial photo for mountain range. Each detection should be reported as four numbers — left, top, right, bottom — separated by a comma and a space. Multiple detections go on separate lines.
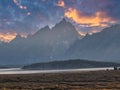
0, 19, 120, 65
0, 19, 80, 65
66, 24, 120, 62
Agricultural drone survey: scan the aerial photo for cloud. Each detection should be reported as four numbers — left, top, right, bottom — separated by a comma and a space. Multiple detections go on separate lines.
78, 0, 120, 21
0, 32, 17, 42
57, 0, 65, 8
13, 0, 18, 5
27, 12, 31, 16
0, 0, 120, 42
64, 8, 116, 27
56, 0, 118, 35
13, 0, 28, 10
101, 0, 120, 20
63, 5, 118, 35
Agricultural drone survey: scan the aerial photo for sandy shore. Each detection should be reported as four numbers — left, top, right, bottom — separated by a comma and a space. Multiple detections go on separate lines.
0, 70, 120, 90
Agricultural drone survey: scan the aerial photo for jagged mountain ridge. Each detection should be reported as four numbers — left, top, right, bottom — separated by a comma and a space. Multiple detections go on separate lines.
66, 24, 120, 62
0, 19, 80, 65
1, 19, 120, 65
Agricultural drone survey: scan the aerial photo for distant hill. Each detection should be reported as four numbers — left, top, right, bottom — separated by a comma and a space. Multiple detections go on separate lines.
66, 24, 120, 62
22, 59, 120, 70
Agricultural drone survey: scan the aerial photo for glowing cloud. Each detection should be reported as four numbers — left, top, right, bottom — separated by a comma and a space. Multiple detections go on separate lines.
27, 12, 31, 16
23, 6, 27, 10
64, 8, 116, 27
20, 33, 27, 38
19, 5, 23, 9
19, 5, 27, 10
13, 0, 18, 5
78, 31, 86, 36
0, 32, 17, 42
57, 0, 65, 8
13, 0, 27, 10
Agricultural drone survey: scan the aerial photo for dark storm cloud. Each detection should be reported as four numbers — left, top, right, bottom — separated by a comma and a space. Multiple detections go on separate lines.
101, 0, 120, 20
0, 0, 65, 33
0, 0, 120, 42
77, 0, 120, 20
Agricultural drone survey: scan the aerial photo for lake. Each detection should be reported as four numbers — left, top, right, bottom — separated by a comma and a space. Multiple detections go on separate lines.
0, 67, 113, 74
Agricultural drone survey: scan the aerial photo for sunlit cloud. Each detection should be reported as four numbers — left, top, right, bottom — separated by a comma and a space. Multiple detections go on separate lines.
89, 29, 101, 35
13, 0, 27, 10
64, 8, 116, 27
0, 32, 17, 42
13, 0, 19, 5
0, 0, 119, 39
78, 31, 86, 36
0, 32, 28, 42
20, 33, 27, 38
57, 0, 65, 8
19, 5, 27, 10
19, 5, 23, 9
27, 12, 31, 16
23, 6, 27, 10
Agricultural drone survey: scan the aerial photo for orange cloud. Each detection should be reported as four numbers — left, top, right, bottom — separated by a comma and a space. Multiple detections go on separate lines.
64, 8, 116, 27
57, 0, 65, 8
0, 32, 17, 42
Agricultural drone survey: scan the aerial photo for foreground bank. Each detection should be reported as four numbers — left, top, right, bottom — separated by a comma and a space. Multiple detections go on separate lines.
0, 70, 120, 90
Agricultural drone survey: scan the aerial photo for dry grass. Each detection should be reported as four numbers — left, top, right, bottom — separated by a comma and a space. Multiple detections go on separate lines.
0, 70, 120, 90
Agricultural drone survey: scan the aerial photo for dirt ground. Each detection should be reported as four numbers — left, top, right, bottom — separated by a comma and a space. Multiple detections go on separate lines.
0, 70, 120, 90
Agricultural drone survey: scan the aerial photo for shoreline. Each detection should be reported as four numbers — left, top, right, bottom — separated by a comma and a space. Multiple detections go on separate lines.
0, 67, 113, 75
0, 70, 120, 89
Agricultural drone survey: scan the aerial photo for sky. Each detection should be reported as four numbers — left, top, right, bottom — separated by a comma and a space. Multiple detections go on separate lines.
0, 0, 120, 42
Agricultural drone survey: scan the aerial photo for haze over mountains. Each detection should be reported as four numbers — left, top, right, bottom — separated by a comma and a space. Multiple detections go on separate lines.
0, 19, 120, 65
66, 24, 120, 62
0, 19, 80, 65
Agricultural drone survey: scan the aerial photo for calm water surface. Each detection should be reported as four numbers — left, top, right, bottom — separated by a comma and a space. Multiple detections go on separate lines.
0, 67, 113, 74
